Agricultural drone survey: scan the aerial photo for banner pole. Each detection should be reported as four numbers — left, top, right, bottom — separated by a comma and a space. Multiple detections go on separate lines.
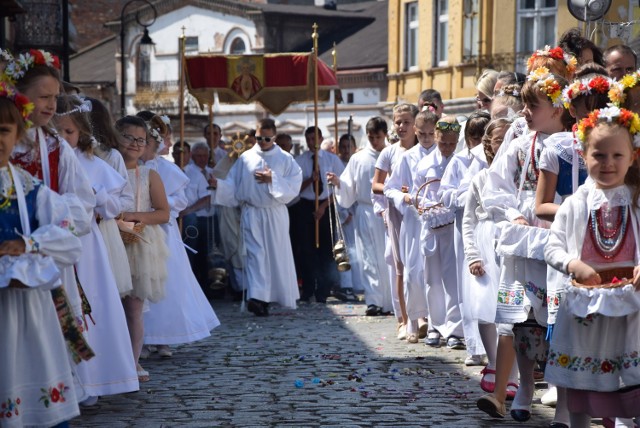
179, 26, 186, 232
312, 23, 320, 249
332, 42, 338, 146
179, 26, 186, 170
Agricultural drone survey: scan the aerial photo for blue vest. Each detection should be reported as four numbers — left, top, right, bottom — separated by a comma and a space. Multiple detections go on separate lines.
0, 184, 39, 242
556, 156, 587, 198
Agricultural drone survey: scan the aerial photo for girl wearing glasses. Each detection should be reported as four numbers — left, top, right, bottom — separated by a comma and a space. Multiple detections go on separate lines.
115, 115, 170, 383
54, 94, 139, 404
476, 69, 499, 112
138, 114, 219, 360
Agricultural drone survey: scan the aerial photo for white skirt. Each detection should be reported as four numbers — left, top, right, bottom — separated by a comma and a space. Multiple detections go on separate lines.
466, 219, 500, 324
73, 221, 139, 397
143, 219, 220, 345
124, 224, 169, 303
98, 218, 133, 297
0, 288, 80, 427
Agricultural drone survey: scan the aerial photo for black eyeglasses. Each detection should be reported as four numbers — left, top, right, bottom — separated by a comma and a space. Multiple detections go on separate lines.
436, 121, 461, 132
121, 134, 147, 147
256, 136, 273, 143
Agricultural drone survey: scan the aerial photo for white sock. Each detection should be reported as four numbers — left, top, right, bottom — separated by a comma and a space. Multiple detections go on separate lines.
569, 412, 591, 428
511, 354, 535, 411
552, 386, 570, 426
407, 319, 418, 335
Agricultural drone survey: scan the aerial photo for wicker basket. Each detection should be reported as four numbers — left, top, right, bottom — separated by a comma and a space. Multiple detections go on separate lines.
571, 266, 634, 289
117, 220, 146, 245
413, 179, 455, 229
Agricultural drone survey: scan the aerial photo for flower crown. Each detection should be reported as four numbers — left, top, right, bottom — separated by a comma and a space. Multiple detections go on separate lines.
561, 75, 612, 108
527, 45, 577, 76
608, 70, 640, 107
148, 126, 164, 146
496, 87, 521, 98
2, 49, 60, 83
527, 67, 565, 108
55, 96, 92, 116
0, 81, 34, 128
576, 106, 640, 148
0, 49, 12, 63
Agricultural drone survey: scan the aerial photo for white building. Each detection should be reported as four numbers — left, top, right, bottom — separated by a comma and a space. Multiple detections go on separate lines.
71, 0, 390, 152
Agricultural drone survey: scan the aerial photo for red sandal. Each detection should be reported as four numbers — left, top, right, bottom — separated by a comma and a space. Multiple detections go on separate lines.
480, 367, 496, 393
506, 382, 519, 400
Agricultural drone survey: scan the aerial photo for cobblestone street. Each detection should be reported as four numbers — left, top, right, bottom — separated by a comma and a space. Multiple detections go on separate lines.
73, 299, 605, 427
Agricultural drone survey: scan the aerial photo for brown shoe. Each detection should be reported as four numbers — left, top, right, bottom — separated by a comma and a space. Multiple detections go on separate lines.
477, 394, 506, 418
406, 333, 419, 344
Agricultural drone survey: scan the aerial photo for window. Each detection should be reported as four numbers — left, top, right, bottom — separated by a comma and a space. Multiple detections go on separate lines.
517, 0, 557, 72
434, 0, 449, 66
404, 2, 418, 70
230, 38, 247, 54
185, 36, 198, 53
347, 92, 354, 104
463, 0, 479, 61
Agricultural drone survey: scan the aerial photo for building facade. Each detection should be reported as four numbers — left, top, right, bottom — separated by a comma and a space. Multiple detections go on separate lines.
387, 0, 640, 110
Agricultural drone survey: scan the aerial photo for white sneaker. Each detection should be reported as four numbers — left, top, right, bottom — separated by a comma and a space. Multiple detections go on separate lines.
464, 354, 485, 366
80, 396, 99, 407
541, 386, 557, 407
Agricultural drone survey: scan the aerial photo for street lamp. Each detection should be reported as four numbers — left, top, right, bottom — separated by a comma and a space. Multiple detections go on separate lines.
120, 0, 157, 117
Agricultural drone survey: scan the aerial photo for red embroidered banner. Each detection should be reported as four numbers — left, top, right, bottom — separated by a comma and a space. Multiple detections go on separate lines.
185, 53, 339, 115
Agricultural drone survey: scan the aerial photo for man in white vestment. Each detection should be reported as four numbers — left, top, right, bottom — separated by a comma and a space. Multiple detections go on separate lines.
327, 117, 393, 313
210, 119, 302, 316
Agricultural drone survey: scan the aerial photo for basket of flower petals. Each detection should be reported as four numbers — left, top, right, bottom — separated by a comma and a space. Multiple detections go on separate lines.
571, 266, 634, 289
413, 179, 455, 229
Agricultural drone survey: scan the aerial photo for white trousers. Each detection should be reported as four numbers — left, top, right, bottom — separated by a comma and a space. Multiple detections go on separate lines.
424, 224, 464, 338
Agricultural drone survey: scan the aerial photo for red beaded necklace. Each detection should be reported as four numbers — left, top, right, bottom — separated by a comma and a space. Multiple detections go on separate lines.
529, 132, 540, 179
589, 205, 628, 260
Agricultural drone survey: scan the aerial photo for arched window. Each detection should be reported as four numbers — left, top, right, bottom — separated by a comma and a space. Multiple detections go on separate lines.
230, 37, 246, 54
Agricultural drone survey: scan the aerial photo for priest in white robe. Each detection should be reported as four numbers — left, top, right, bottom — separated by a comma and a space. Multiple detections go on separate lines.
211, 119, 302, 316
327, 118, 393, 314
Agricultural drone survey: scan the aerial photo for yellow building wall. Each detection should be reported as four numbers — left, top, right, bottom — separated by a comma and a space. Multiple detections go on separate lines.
387, 0, 634, 105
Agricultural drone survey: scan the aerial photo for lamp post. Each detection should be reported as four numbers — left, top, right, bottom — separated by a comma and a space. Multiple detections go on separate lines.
120, 0, 157, 117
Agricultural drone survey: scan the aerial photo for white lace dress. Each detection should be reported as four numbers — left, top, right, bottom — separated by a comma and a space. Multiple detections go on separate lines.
124, 166, 169, 302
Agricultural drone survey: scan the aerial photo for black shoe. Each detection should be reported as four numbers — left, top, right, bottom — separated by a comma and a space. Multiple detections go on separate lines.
549, 423, 568, 428
247, 299, 269, 317
332, 288, 349, 302
365, 304, 382, 316
510, 409, 531, 422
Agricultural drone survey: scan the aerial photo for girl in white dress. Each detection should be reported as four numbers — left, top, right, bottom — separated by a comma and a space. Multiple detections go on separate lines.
5, 49, 96, 365
439, 111, 490, 362
461, 118, 513, 396
371, 103, 418, 339
54, 95, 139, 404
115, 115, 170, 382
0, 83, 83, 428
478, 67, 569, 421
86, 96, 135, 297
138, 114, 219, 357
545, 107, 640, 428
